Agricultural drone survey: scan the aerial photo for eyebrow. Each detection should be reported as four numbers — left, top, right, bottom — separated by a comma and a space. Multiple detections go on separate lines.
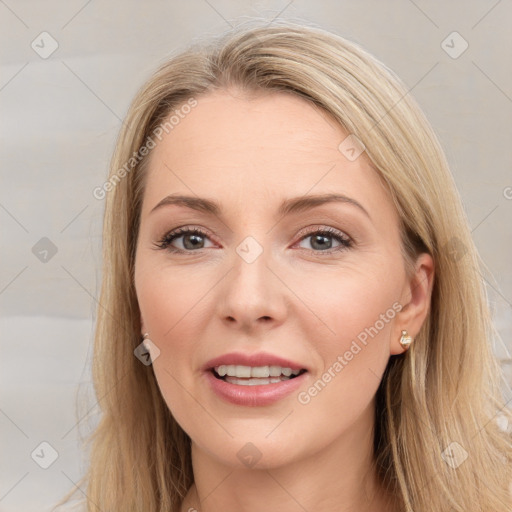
150, 193, 371, 220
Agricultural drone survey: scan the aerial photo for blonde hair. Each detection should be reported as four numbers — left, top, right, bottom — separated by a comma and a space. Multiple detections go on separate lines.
55, 20, 512, 512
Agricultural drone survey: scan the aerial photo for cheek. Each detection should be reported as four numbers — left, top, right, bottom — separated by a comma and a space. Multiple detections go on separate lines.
294, 264, 400, 397
135, 262, 213, 419
297, 261, 401, 348
289, 273, 399, 443
136, 262, 212, 345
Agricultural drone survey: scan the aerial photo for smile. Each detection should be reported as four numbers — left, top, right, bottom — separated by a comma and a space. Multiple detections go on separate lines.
213, 365, 306, 385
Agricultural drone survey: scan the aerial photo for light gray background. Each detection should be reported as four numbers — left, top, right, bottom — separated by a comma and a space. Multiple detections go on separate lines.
1, 1, 511, 510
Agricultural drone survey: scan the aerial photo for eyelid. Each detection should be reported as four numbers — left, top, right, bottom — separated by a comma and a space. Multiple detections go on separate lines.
295, 224, 350, 239
293, 225, 353, 252
154, 223, 354, 255
154, 225, 218, 249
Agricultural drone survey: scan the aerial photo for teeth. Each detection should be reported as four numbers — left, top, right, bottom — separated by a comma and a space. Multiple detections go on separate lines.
214, 365, 302, 379
236, 365, 252, 378
217, 365, 228, 377
251, 366, 269, 378
225, 376, 290, 386
269, 365, 281, 377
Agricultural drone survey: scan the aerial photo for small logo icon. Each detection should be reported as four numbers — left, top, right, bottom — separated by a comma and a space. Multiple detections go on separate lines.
32, 237, 58, 263
441, 31, 468, 59
31, 441, 59, 469
236, 442, 262, 468
236, 236, 263, 264
441, 441, 468, 468
444, 236, 467, 262
338, 134, 365, 161
134, 338, 160, 365
31, 31, 59, 59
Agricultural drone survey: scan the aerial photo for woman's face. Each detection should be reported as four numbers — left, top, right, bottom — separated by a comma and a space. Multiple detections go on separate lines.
134, 89, 430, 469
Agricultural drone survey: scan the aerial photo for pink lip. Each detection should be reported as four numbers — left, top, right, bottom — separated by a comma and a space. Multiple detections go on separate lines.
202, 351, 309, 407
202, 351, 307, 372
204, 369, 308, 407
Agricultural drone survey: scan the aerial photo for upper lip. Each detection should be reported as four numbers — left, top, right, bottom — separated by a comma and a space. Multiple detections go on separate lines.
202, 352, 308, 372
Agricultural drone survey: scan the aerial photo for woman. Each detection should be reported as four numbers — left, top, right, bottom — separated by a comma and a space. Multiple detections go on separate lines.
56, 21, 512, 512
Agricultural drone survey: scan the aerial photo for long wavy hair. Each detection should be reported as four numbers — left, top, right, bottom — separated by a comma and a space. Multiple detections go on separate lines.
55, 20, 512, 512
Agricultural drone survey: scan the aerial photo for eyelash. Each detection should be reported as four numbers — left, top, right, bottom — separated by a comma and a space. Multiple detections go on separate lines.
154, 225, 353, 255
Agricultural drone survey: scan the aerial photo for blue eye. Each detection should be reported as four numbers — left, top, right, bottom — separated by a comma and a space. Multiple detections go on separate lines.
155, 227, 213, 252
297, 227, 352, 253
154, 226, 353, 254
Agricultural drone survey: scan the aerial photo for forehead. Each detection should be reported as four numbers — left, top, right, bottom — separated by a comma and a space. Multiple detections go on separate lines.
141, 89, 396, 225
152, 89, 344, 160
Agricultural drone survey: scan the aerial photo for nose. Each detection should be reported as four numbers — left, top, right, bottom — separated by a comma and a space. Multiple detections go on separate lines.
216, 244, 288, 333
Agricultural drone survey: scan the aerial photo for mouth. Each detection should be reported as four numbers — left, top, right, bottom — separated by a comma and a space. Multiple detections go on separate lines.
210, 365, 308, 386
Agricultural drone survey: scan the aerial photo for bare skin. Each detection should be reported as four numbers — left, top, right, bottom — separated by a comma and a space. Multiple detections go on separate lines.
134, 88, 434, 512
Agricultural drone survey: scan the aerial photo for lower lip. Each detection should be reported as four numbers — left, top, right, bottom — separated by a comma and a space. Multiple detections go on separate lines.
204, 370, 307, 406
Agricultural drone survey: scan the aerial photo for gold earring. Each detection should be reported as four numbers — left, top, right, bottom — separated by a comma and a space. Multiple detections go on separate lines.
399, 330, 413, 350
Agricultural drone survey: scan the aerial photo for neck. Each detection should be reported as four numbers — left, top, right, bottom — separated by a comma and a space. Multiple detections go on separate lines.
180, 400, 397, 512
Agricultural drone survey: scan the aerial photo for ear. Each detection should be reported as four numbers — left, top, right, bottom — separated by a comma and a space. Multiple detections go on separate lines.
391, 252, 435, 355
